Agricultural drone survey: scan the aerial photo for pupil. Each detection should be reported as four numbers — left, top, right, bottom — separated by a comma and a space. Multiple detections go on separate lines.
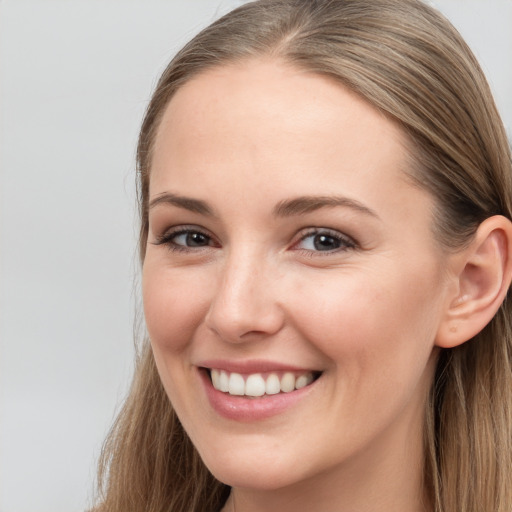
314, 234, 339, 251
187, 232, 208, 247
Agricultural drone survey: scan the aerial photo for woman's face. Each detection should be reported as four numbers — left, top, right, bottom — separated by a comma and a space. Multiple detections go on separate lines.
143, 59, 454, 492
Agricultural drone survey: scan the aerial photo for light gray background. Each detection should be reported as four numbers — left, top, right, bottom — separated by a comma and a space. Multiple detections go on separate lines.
1, 2, 511, 511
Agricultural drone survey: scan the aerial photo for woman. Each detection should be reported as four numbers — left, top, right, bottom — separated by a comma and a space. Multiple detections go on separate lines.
93, 1, 512, 511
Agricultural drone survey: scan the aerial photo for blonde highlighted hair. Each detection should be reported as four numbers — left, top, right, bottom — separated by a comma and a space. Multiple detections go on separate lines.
93, 1, 512, 510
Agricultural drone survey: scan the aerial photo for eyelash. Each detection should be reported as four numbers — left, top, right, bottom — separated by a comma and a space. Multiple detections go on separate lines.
153, 226, 217, 253
293, 228, 357, 255
153, 226, 357, 255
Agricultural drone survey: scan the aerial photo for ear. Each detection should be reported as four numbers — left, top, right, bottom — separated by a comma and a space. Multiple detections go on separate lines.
436, 215, 512, 348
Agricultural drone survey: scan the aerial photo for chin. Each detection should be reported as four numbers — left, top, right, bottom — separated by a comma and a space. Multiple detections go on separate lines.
197, 443, 306, 491
208, 462, 300, 491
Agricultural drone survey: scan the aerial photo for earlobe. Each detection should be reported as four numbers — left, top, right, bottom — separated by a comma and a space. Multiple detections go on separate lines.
436, 215, 512, 349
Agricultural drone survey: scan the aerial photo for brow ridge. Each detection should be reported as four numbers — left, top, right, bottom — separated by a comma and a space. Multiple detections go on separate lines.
148, 192, 213, 216
149, 192, 378, 220
273, 195, 379, 218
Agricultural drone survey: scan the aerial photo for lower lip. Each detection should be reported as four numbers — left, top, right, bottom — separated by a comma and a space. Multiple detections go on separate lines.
199, 369, 318, 422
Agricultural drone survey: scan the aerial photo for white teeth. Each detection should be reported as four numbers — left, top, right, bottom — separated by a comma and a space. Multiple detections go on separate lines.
210, 369, 316, 396
228, 372, 245, 395
245, 374, 266, 397
211, 369, 220, 389
219, 370, 229, 392
280, 372, 295, 393
295, 373, 313, 389
265, 373, 281, 395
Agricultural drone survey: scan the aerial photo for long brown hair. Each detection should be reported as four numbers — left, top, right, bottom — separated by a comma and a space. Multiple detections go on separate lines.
93, 1, 512, 510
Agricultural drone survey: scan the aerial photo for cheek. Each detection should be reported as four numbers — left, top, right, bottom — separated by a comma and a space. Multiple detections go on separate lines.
285, 269, 441, 450
288, 266, 441, 376
142, 263, 212, 353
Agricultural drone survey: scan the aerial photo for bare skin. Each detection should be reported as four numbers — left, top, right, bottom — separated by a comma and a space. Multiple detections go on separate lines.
143, 58, 511, 511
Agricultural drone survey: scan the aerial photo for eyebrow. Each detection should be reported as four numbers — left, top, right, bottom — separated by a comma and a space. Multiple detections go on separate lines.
148, 192, 379, 220
148, 192, 214, 216
273, 195, 380, 219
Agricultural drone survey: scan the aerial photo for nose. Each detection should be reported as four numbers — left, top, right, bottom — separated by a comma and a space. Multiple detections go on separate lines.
204, 250, 285, 343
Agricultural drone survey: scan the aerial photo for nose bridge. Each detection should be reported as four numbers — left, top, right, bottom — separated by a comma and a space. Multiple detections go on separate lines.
205, 244, 283, 342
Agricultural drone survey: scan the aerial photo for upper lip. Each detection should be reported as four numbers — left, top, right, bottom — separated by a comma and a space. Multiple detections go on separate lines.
197, 359, 320, 374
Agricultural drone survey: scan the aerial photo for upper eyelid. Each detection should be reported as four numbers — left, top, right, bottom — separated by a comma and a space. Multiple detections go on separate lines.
152, 225, 357, 249
298, 226, 350, 237
160, 224, 210, 235
153, 225, 215, 245
295, 227, 356, 244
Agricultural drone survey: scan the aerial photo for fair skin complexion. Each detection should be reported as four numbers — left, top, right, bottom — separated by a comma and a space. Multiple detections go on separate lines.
142, 59, 512, 512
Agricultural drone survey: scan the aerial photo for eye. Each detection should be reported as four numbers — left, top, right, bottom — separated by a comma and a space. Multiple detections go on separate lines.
294, 228, 356, 253
172, 231, 211, 247
153, 226, 218, 252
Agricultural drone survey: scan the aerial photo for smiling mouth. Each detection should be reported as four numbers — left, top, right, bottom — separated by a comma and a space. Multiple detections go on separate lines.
206, 368, 322, 398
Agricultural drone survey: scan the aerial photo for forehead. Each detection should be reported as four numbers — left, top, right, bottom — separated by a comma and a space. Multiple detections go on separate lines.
150, 58, 424, 222
153, 58, 408, 167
